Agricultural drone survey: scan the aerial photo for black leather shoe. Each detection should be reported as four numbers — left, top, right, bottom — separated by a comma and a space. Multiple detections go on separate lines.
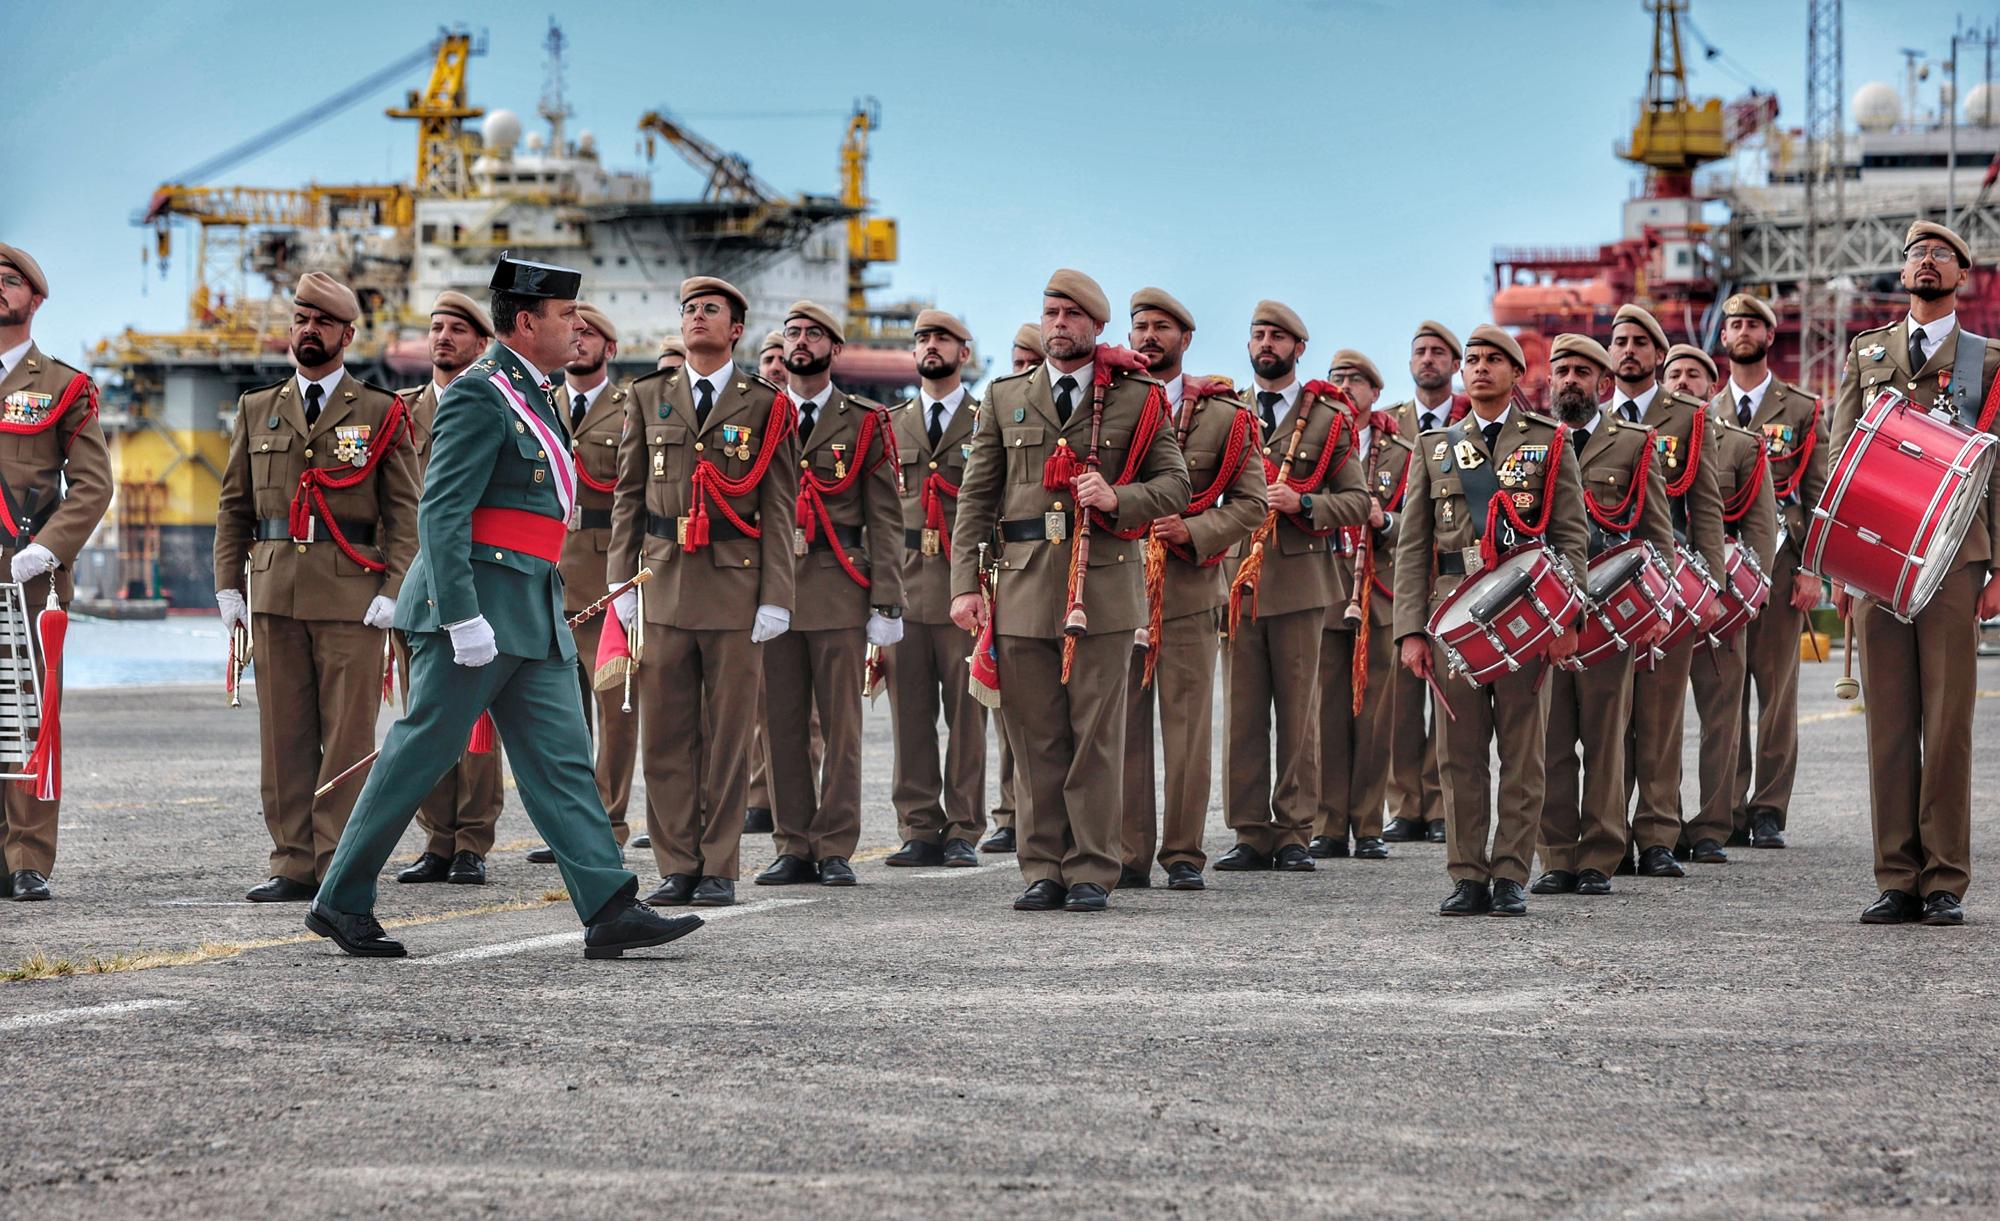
1749, 809, 1786, 849
1921, 891, 1965, 926
1165, 863, 1204, 891
1381, 816, 1421, 842
246, 876, 315, 903
1353, 836, 1389, 860
941, 839, 979, 867
1063, 882, 1109, 912
9, 870, 50, 902
1213, 843, 1269, 871
1307, 835, 1347, 859
1424, 819, 1447, 843
1616, 843, 1639, 876
630, 833, 651, 849
396, 852, 451, 884
1575, 869, 1612, 895
885, 840, 945, 867
690, 876, 736, 907
583, 898, 703, 959
446, 850, 487, 885
1013, 879, 1065, 911
818, 857, 856, 887
525, 845, 556, 864
1691, 839, 1728, 865
1530, 869, 1576, 895
1638, 846, 1685, 878
754, 854, 818, 886
1273, 844, 1317, 872
1725, 825, 1751, 847
1489, 879, 1527, 917
743, 807, 775, 835
980, 826, 1016, 854
1439, 879, 1491, 916
1860, 889, 1921, 924
0, 871, 11, 898
1115, 865, 1150, 890
644, 874, 698, 906
304, 901, 406, 957
1672, 840, 1694, 862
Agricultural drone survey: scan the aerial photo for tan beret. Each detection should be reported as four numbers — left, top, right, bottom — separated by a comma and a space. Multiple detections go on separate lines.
1251, 299, 1309, 343
1465, 323, 1526, 370
1129, 286, 1195, 332
1012, 323, 1044, 358
1664, 343, 1718, 382
429, 290, 493, 338
574, 303, 617, 344
784, 299, 845, 345
1905, 220, 1973, 267
1412, 319, 1461, 359
1044, 269, 1110, 326
1611, 302, 1668, 352
1549, 333, 1613, 371
1721, 293, 1777, 329
293, 271, 359, 324
758, 329, 784, 354
0, 245, 49, 298
657, 334, 687, 359
679, 275, 749, 315
913, 308, 971, 343
1328, 348, 1382, 389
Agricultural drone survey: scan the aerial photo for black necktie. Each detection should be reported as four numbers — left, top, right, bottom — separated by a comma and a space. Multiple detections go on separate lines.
1055, 376, 1077, 424
694, 379, 714, 429
1619, 400, 1639, 423
1257, 391, 1282, 435
570, 390, 588, 432
1736, 394, 1753, 427
1908, 326, 1927, 374
1482, 421, 1503, 453
927, 402, 944, 450
1570, 427, 1587, 457
304, 383, 323, 429
1420, 410, 1438, 432
800, 399, 818, 438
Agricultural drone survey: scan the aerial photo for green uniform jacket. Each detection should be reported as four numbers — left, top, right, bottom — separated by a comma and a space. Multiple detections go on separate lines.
394, 342, 577, 662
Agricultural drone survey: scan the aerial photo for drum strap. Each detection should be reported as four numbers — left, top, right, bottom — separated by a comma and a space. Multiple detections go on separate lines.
1949, 329, 1987, 428
1446, 422, 1508, 544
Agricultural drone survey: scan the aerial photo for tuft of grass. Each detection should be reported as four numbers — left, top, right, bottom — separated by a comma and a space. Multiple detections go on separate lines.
540, 889, 570, 903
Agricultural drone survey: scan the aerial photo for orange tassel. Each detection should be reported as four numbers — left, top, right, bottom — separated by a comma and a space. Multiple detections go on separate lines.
1351, 537, 1373, 718
1142, 536, 1166, 688
1226, 539, 1265, 640
1061, 530, 1086, 685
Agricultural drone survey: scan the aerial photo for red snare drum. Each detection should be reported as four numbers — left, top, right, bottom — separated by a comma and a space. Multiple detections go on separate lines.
1638, 545, 1719, 671
1569, 539, 1675, 669
1805, 386, 1998, 620
1707, 537, 1771, 641
1427, 545, 1584, 685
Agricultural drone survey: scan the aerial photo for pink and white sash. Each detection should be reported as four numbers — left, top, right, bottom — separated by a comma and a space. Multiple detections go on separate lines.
488, 371, 577, 520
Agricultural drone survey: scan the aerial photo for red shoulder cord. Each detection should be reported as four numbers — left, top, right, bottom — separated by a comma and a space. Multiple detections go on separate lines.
1165, 395, 1256, 568
1722, 447, 1770, 523
1360, 412, 1413, 599
288, 394, 412, 573
1478, 423, 1569, 571
1258, 382, 1355, 538
1583, 428, 1654, 533
1762, 409, 1816, 501
685, 391, 797, 550
1662, 407, 1706, 499
574, 419, 617, 495
1980, 369, 2000, 432
920, 462, 960, 561
794, 405, 896, 589
0, 372, 97, 448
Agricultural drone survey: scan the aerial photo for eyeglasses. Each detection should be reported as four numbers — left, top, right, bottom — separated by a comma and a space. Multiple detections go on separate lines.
1906, 245, 1960, 267
681, 300, 727, 318
1326, 371, 1370, 386
0, 274, 26, 292
782, 325, 830, 343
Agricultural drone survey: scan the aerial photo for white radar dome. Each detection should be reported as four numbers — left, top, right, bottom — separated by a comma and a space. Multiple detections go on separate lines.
1967, 83, 1998, 127
482, 109, 522, 151
1854, 82, 1900, 132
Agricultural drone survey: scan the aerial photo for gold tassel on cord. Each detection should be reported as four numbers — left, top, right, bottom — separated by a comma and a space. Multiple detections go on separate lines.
1351, 536, 1373, 717
1142, 536, 1167, 688
1060, 530, 1085, 684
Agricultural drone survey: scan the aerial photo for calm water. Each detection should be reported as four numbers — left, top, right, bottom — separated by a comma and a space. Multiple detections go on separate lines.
66, 615, 236, 690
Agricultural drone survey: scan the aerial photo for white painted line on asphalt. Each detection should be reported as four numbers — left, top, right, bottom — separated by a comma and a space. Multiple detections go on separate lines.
146, 899, 260, 907
412, 897, 818, 966
0, 998, 187, 1031
891, 868, 991, 880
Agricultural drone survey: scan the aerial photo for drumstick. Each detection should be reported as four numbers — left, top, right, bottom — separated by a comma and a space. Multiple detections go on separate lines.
1423, 668, 1458, 723
1835, 614, 1860, 700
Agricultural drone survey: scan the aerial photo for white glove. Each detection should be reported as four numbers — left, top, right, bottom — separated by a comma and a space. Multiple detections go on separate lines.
216, 589, 248, 634
750, 604, 790, 644
614, 588, 638, 627
362, 595, 397, 630
447, 616, 499, 667
10, 544, 55, 584
866, 611, 904, 646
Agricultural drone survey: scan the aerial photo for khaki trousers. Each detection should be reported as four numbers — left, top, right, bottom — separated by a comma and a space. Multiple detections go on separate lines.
570, 614, 637, 843
1736, 546, 1806, 827
1387, 658, 1444, 826
992, 736, 1017, 830
1687, 636, 1749, 847
1122, 608, 1221, 871
1224, 607, 1324, 855
0, 643, 61, 877
1433, 641, 1551, 886
996, 632, 1129, 891
888, 619, 987, 847
764, 627, 865, 863
1316, 619, 1393, 840
252, 614, 384, 884
1628, 636, 1697, 851
1538, 655, 1635, 876
638, 626, 758, 880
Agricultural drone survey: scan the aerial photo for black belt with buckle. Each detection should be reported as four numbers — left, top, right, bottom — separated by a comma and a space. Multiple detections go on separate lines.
645, 511, 751, 542
1435, 550, 1466, 576
1000, 513, 1071, 543
254, 517, 377, 546
575, 508, 613, 530
806, 522, 863, 552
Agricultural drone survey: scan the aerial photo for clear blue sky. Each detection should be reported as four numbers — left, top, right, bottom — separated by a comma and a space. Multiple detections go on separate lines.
11, 0, 1938, 397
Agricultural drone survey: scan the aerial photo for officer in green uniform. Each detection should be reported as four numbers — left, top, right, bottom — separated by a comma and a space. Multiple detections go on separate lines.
307, 254, 703, 960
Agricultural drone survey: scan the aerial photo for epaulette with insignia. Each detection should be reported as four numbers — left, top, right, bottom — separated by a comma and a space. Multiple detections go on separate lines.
243, 376, 293, 399
1664, 389, 1708, 412
630, 365, 675, 388
744, 371, 779, 392
988, 367, 1035, 385
1520, 410, 1561, 428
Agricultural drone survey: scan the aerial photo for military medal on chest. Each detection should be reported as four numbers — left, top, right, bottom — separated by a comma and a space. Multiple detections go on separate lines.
1, 390, 52, 426
794, 526, 810, 557
831, 442, 848, 479
1454, 439, 1484, 470
333, 423, 372, 467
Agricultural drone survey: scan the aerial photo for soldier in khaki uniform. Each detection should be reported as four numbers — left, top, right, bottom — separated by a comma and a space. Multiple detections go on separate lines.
1611, 303, 1725, 879
754, 301, 904, 888
1118, 289, 1266, 891
1218, 301, 1370, 874
982, 322, 1048, 855
0, 245, 114, 901
948, 269, 1190, 913
743, 327, 791, 838
392, 291, 506, 886
1381, 321, 1462, 844
884, 309, 987, 868
1312, 349, 1409, 861
1836, 221, 2000, 927
1394, 325, 1590, 917
214, 272, 421, 902
1532, 334, 1672, 897
1662, 344, 1778, 864
1715, 294, 1827, 849
609, 276, 799, 909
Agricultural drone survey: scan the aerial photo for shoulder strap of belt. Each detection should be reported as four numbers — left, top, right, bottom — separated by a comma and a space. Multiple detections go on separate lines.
1951, 328, 1987, 428
1446, 421, 1500, 540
